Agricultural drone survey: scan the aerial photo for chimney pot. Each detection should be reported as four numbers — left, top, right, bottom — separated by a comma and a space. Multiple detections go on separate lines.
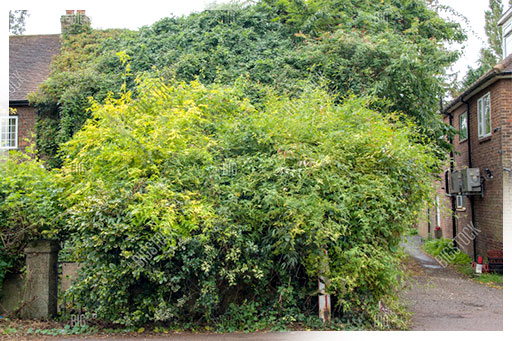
61, 10, 91, 34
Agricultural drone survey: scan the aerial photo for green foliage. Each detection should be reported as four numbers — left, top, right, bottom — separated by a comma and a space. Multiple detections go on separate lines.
29, 29, 129, 168
484, 0, 510, 62
405, 228, 419, 236
0, 148, 63, 293
424, 239, 503, 287
456, 263, 503, 286
287, 26, 460, 147
59, 76, 438, 327
422, 238, 471, 265
9, 10, 29, 35
30, 0, 465, 166
473, 272, 503, 285
460, 0, 511, 90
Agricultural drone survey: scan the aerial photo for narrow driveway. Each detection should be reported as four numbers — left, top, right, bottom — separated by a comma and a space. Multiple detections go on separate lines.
401, 236, 503, 331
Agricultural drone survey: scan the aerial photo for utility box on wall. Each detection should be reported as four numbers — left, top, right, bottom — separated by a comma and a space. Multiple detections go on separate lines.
450, 169, 481, 194
461, 168, 481, 193
450, 171, 461, 194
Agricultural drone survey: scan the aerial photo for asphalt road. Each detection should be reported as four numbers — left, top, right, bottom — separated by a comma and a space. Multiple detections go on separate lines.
401, 236, 503, 331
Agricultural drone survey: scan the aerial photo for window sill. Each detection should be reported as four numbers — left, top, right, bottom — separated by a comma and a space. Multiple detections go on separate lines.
459, 138, 468, 143
478, 135, 492, 143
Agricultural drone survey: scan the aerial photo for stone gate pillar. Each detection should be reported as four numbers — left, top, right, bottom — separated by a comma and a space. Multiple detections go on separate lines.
22, 239, 59, 319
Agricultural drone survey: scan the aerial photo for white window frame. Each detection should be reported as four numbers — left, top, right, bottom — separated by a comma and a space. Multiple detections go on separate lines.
477, 92, 491, 139
456, 195, 465, 210
505, 31, 512, 57
0, 116, 18, 150
503, 17, 512, 57
459, 112, 468, 142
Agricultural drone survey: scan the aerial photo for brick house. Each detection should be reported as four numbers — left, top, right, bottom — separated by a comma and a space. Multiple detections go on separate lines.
5, 34, 61, 151
3, 11, 91, 152
417, 9, 512, 261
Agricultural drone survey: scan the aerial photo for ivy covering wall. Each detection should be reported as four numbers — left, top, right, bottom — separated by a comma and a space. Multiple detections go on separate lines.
29, 0, 464, 167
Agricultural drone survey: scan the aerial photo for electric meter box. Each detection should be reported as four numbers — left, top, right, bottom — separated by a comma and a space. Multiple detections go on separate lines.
461, 168, 481, 193
450, 171, 461, 194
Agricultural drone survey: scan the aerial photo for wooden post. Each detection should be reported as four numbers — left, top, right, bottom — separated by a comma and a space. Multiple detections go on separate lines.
318, 249, 331, 322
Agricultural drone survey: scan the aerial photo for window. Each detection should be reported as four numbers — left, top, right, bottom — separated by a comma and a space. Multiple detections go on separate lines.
505, 32, 512, 57
504, 17, 512, 57
456, 195, 466, 211
0, 116, 18, 149
477, 92, 491, 138
459, 112, 467, 141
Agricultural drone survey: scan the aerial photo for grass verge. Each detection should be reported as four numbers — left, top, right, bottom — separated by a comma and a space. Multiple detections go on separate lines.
421, 238, 502, 288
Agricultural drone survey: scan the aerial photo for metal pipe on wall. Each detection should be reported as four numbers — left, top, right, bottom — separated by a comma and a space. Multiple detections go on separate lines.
461, 98, 477, 261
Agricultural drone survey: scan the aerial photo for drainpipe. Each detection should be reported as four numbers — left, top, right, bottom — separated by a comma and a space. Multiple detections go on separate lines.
447, 112, 458, 248
427, 208, 431, 236
461, 98, 477, 261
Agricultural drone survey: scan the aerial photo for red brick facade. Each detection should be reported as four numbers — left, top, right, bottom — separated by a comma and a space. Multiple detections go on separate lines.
9, 34, 61, 153
11, 105, 37, 150
417, 74, 511, 260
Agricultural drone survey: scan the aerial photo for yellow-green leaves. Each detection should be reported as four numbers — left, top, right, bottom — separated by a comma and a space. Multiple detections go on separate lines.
58, 77, 436, 327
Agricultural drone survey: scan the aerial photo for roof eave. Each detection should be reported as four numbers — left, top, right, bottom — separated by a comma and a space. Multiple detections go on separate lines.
443, 72, 512, 115
9, 99, 30, 106
498, 7, 512, 26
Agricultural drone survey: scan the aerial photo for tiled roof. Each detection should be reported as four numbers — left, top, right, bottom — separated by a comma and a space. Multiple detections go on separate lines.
9, 34, 61, 102
504, 54, 512, 72
443, 54, 512, 114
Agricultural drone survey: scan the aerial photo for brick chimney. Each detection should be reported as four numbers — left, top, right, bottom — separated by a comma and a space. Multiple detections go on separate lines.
60, 10, 91, 34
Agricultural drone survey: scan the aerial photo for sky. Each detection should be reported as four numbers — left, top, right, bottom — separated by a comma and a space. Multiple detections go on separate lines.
1, 0, 511, 113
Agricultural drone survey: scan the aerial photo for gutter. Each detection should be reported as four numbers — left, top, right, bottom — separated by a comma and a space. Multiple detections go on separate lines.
9, 100, 30, 106
443, 70, 512, 115
446, 111, 458, 248
498, 6, 512, 26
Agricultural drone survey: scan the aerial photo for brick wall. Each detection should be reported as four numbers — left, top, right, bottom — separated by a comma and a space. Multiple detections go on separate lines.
500, 79, 512, 231
470, 81, 506, 257
450, 79, 508, 258
416, 177, 455, 238
418, 78, 509, 259
416, 176, 453, 239
451, 102, 473, 256
11, 105, 37, 150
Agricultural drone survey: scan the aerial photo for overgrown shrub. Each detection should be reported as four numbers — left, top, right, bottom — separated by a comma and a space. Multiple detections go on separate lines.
30, 0, 465, 166
60, 77, 438, 327
0, 148, 62, 294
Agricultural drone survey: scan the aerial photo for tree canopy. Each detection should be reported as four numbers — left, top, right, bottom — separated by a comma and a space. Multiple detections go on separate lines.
9, 10, 29, 35
460, 0, 512, 89
29, 0, 465, 167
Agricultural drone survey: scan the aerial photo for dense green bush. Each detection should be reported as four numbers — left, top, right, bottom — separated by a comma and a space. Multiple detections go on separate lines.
59, 76, 438, 327
0, 149, 62, 293
30, 0, 465, 166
